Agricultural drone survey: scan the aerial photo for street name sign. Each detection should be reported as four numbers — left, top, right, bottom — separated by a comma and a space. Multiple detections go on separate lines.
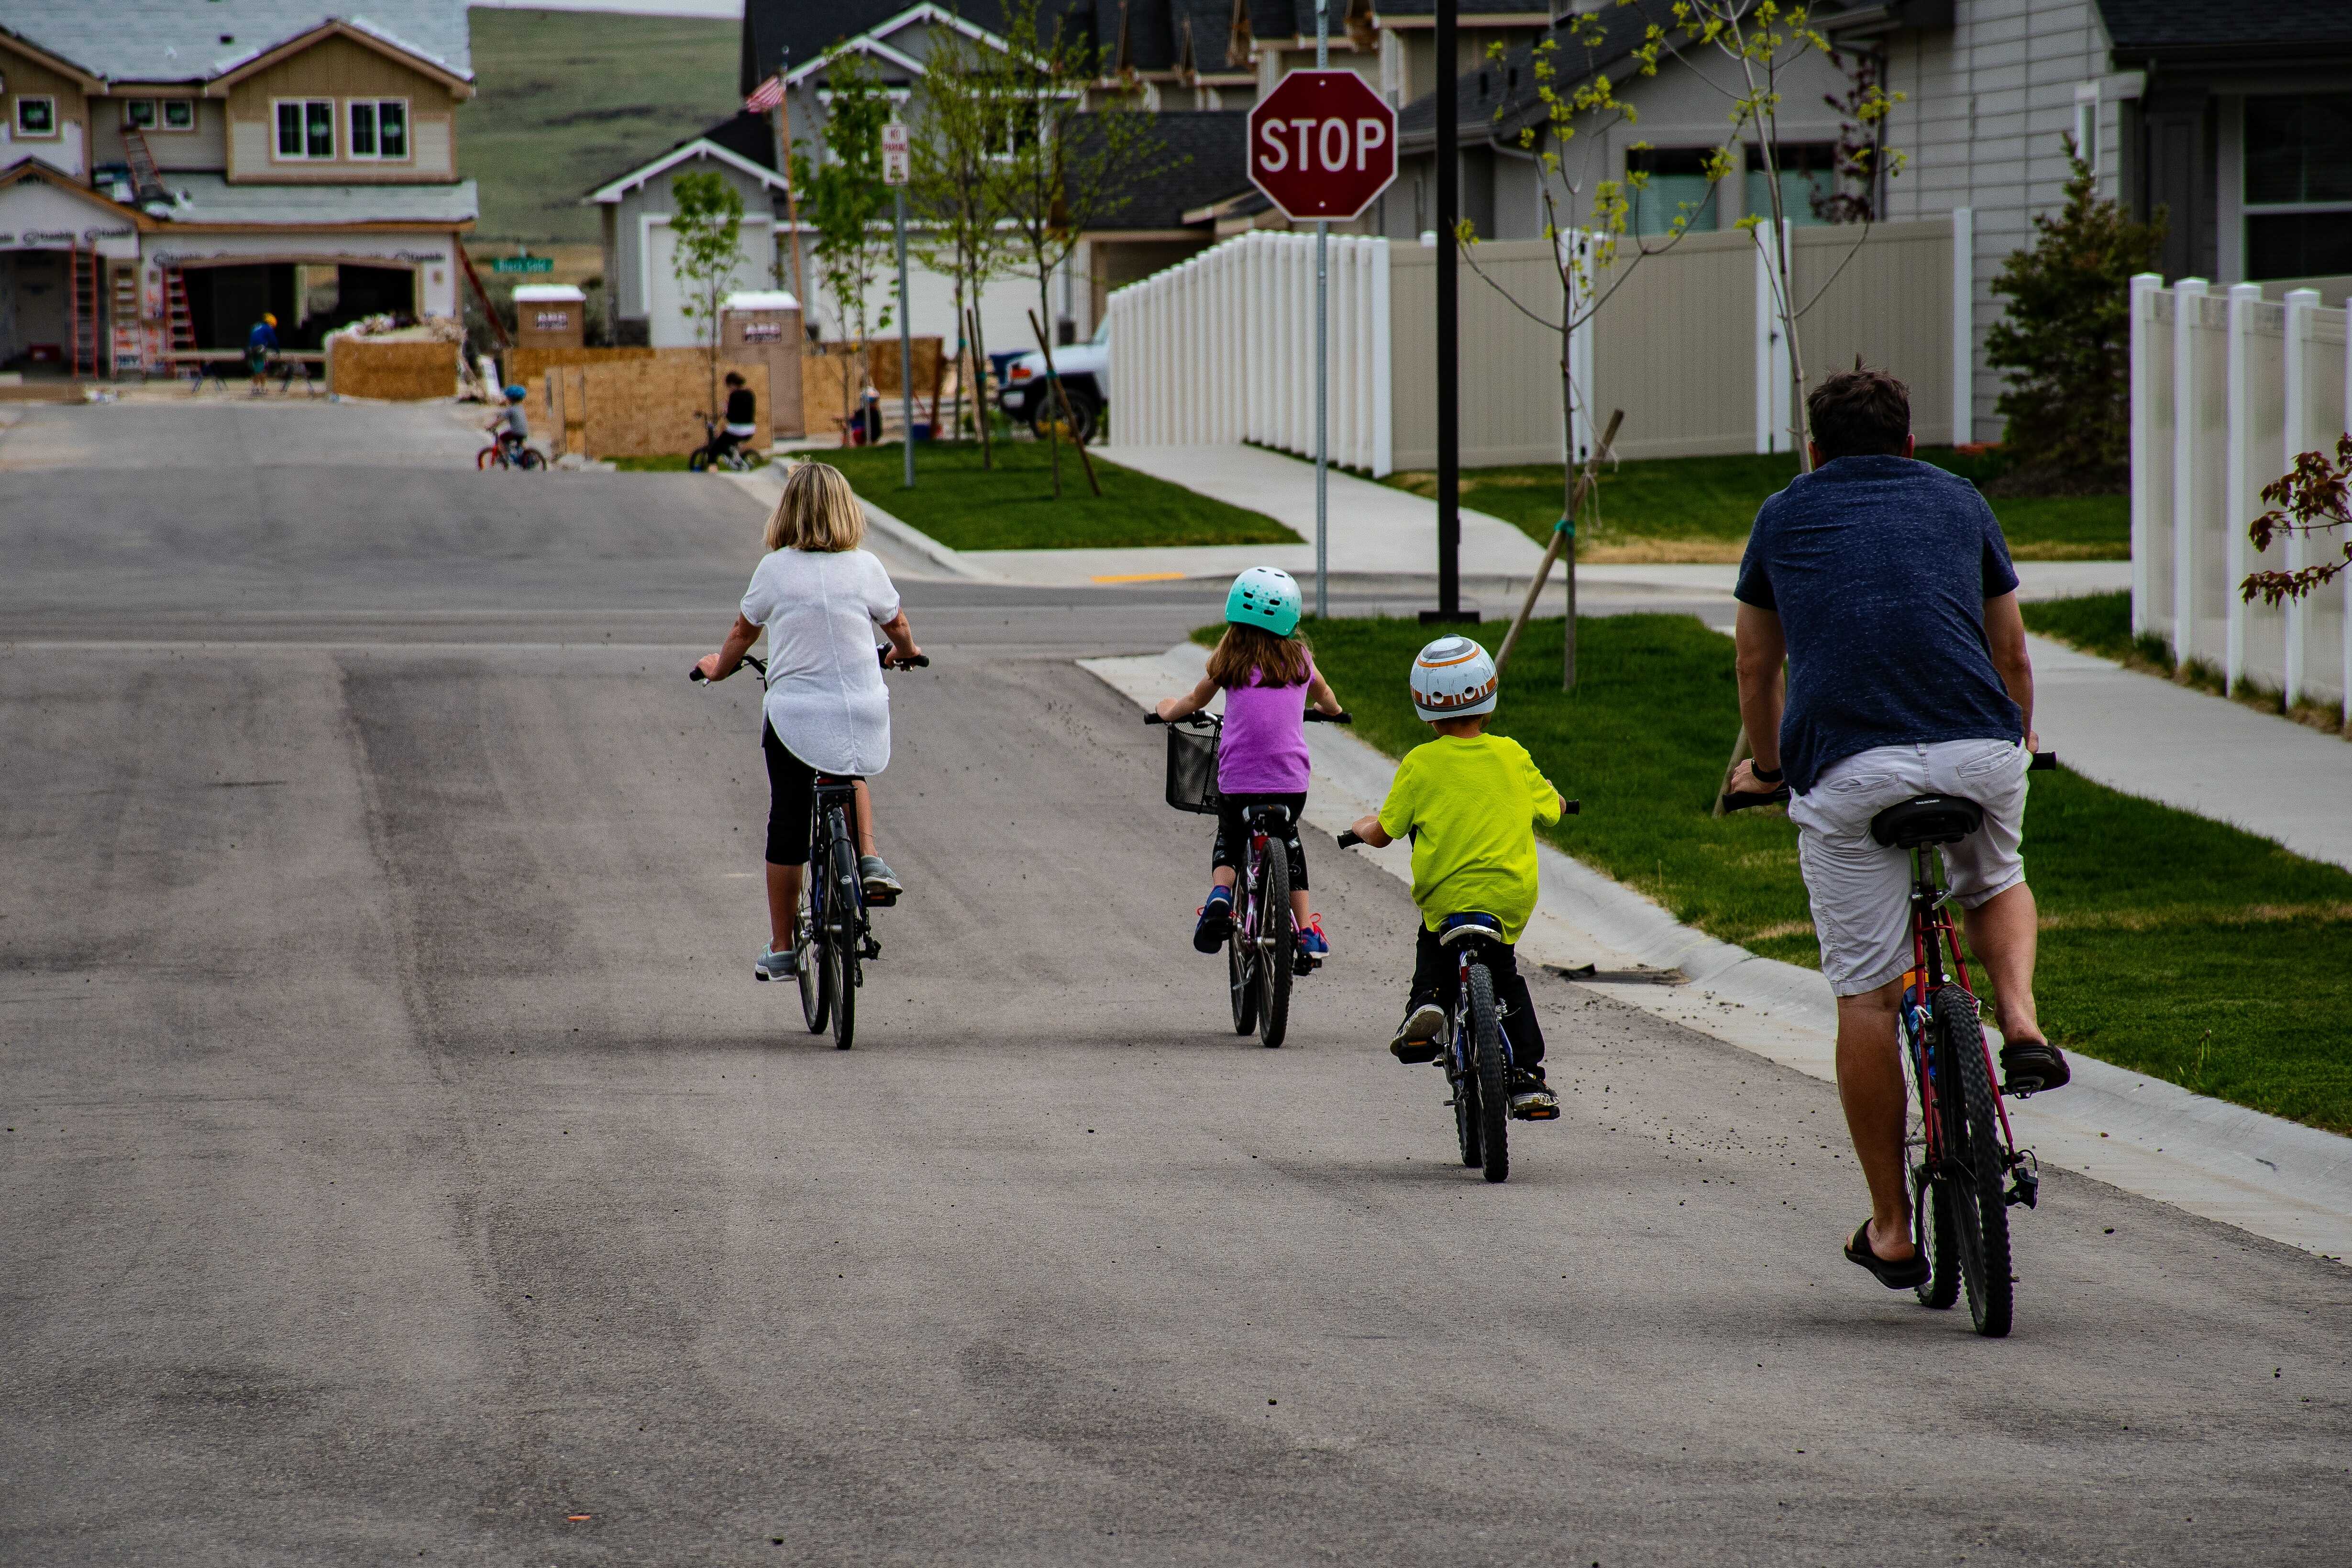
1246, 70, 1396, 222
489, 255, 552, 274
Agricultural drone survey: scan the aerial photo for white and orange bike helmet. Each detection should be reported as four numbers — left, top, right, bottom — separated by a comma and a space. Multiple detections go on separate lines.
1409, 635, 1498, 718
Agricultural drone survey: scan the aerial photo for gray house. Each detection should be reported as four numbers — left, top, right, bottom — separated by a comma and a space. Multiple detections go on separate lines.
583, 110, 786, 348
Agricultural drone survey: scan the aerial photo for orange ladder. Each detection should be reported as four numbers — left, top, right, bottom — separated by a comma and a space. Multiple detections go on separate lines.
110, 265, 144, 376
121, 127, 166, 206
68, 246, 101, 378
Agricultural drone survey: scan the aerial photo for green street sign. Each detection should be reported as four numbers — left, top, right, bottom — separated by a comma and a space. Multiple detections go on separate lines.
490, 256, 553, 274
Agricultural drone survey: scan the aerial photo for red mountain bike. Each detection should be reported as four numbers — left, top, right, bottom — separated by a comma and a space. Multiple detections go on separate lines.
1727, 751, 2054, 1337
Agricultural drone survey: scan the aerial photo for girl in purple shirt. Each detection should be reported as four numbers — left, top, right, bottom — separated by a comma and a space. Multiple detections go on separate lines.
1155, 567, 1345, 960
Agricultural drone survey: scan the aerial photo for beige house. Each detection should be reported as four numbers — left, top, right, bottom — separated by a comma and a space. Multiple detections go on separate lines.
0, 0, 476, 375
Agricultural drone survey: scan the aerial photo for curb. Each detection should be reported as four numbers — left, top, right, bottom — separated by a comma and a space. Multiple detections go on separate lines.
733, 461, 997, 582
1079, 642, 2352, 1263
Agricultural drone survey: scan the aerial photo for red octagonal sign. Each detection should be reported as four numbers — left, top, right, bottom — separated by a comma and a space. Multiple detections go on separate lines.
1248, 70, 1397, 223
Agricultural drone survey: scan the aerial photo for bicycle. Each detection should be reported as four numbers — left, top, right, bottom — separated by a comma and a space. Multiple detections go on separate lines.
1148, 707, 1349, 1049
1338, 810, 1576, 1183
687, 414, 759, 473
1723, 751, 2054, 1336
692, 645, 930, 1050
477, 433, 545, 471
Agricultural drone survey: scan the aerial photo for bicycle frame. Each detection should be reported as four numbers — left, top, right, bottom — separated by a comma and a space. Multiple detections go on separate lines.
1900, 843, 2029, 1198
806, 776, 869, 953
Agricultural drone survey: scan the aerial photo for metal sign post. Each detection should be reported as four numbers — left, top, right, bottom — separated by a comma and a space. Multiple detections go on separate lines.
1314, 0, 1329, 620
882, 121, 913, 487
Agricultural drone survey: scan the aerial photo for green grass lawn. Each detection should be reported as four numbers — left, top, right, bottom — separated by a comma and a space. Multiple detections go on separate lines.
610, 453, 767, 473
824, 441, 1298, 551
1265, 613, 2352, 1134
1385, 449, 2128, 563
457, 8, 740, 247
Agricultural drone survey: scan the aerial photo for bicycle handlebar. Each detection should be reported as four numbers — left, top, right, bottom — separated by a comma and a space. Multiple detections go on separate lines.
1336, 829, 1363, 848
1143, 708, 1351, 726
2029, 750, 2056, 772
690, 647, 927, 685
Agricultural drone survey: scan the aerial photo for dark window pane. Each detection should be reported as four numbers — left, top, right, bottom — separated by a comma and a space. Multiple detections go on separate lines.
2247, 212, 2352, 279
276, 100, 301, 155
306, 99, 332, 158
2307, 96, 2352, 202
163, 99, 193, 129
378, 101, 406, 158
2245, 94, 2352, 205
349, 102, 375, 156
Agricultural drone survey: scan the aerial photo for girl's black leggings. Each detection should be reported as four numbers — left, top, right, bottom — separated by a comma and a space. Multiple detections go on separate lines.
1210, 792, 1309, 890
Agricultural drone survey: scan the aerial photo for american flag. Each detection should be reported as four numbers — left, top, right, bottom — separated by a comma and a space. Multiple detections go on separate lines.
745, 76, 784, 112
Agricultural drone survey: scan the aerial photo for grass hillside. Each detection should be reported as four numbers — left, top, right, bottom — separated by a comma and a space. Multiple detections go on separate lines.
457, 7, 742, 247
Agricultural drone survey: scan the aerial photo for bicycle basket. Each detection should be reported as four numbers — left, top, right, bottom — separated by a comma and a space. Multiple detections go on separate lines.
1163, 721, 1220, 814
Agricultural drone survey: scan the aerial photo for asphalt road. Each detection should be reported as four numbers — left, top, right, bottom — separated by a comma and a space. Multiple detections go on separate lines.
3, 402, 2346, 1566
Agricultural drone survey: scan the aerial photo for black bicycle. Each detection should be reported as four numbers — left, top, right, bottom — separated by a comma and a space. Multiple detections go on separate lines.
693, 646, 928, 1050
1149, 707, 1349, 1049
1724, 752, 2054, 1336
1341, 814, 1574, 1182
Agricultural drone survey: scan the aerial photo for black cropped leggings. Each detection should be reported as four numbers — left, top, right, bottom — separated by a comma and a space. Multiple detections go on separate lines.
1408, 925, 1546, 1067
1210, 791, 1309, 890
762, 722, 829, 866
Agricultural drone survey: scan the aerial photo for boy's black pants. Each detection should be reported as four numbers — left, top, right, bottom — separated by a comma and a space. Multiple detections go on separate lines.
1408, 925, 1546, 1067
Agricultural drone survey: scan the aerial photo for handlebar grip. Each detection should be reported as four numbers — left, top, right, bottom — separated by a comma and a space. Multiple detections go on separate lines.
878, 647, 929, 669
2029, 751, 2056, 772
1720, 786, 1793, 813
688, 665, 707, 684
1304, 709, 1354, 725
1336, 830, 1364, 848
1144, 712, 1167, 725
1563, 799, 1580, 815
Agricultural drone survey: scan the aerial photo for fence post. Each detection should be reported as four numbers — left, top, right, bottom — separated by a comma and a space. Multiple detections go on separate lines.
1951, 206, 1974, 445
2224, 282, 2261, 695
1370, 237, 1393, 478
2283, 287, 2320, 707
1567, 231, 1595, 464
2171, 277, 2207, 672
1752, 229, 1776, 454
2128, 272, 2160, 637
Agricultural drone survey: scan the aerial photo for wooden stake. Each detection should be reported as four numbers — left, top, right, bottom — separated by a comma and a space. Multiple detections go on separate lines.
1494, 409, 1622, 677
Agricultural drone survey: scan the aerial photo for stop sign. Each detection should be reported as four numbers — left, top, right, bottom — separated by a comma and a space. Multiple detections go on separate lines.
1247, 70, 1397, 223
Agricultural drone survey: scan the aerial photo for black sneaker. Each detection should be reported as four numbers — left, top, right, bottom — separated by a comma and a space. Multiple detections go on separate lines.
1389, 1002, 1445, 1063
2000, 1038, 2071, 1095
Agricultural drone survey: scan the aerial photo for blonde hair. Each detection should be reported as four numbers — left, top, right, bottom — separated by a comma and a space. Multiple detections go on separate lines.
1206, 622, 1312, 689
766, 461, 867, 552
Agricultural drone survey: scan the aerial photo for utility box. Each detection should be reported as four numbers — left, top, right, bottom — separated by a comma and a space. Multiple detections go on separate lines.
721, 290, 804, 438
513, 284, 587, 350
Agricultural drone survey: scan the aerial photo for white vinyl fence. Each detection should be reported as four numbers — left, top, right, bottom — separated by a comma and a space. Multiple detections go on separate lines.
2130, 274, 2352, 713
1110, 214, 1969, 475
1108, 231, 1393, 474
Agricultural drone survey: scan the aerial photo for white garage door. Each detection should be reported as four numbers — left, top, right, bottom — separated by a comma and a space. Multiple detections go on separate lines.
645, 217, 773, 349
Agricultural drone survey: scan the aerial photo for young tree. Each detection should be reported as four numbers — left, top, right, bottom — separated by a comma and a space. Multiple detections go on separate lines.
909, 25, 1015, 464
989, 0, 1171, 495
793, 52, 895, 442
1985, 137, 2166, 491
669, 169, 745, 422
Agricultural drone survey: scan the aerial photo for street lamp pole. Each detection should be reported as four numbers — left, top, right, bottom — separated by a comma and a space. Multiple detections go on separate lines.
1314, 0, 1329, 620
1426, 0, 1472, 623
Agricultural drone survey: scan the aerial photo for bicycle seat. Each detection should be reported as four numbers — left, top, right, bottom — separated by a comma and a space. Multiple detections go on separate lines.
1869, 794, 1984, 848
1246, 804, 1292, 830
1436, 912, 1505, 946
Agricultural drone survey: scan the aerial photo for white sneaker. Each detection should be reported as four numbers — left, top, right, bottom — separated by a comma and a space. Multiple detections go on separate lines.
754, 943, 797, 982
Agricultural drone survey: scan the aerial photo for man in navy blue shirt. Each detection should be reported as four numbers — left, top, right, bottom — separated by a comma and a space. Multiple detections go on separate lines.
1730, 368, 2066, 1293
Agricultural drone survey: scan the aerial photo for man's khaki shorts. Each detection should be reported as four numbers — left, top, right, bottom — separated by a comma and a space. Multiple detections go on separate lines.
1788, 739, 2030, 996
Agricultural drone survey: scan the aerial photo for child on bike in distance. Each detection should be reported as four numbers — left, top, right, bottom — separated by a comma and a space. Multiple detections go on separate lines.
1156, 567, 1345, 963
1346, 636, 1564, 1118
486, 384, 529, 457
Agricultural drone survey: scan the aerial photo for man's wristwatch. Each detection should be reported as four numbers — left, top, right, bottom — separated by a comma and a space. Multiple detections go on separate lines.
1751, 764, 1785, 784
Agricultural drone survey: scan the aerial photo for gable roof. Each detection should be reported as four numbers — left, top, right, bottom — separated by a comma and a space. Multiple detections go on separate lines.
0, 0, 471, 88
0, 157, 155, 227
1067, 109, 1250, 230
740, 0, 1107, 97
203, 17, 473, 96
583, 112, 788, 206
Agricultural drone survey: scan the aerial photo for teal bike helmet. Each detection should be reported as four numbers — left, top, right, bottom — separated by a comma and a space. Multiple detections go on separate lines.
1225, 566, 1303, 636
504, 384, 528, 401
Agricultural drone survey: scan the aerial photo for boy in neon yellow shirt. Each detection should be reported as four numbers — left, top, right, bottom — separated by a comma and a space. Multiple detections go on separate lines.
1348, 636, 1565, 1117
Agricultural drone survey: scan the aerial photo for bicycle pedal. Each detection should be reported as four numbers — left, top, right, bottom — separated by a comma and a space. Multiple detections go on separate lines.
1512, 1103, 1561, 1121
861, 936, 881, 960
2005, 1167, 2039, 1208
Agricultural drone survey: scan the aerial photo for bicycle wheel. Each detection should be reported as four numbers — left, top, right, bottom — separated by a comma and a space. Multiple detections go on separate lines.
1900, 1023, 1959, 1309
1227, 925, 1258, 1035
799, 863, 830, 1035
476, 446, 498, 470
1933, 987, 2012, 1336
688, 448, 710, 472
1467, 963, 1510, 1183
1256, 843, 1293, 1049
829, 828, 861, 1051
1453, 1026, 1483, 1169
517, 447, 546, 471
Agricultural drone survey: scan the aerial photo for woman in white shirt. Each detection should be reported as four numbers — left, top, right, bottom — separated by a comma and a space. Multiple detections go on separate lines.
697, 461, 923, 981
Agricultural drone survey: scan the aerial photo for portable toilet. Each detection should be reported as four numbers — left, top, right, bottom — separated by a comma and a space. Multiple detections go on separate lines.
513, 284, 586, 349
721, 289, 804, 438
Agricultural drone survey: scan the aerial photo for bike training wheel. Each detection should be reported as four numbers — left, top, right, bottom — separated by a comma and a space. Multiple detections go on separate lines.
1467, 963, 1510, 1183
1900, 1023, 1960, 1309
1227, 928, 1258, 1035
1934, 987, 2012, 1336
1256, 845, 1293, 1049
1453, 1031, 1483, 1169
829, 827, 861, 1051
799, 876, 830, 1036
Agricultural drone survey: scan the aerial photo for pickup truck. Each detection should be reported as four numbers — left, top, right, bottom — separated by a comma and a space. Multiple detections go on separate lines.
997, 318, 1108, 443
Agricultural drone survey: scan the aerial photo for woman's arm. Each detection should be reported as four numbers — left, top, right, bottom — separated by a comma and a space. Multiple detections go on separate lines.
696, 615, 760, 682
1306, 671, 1342, 716
877, 607, 923, 666
1154, 673, 1220, 723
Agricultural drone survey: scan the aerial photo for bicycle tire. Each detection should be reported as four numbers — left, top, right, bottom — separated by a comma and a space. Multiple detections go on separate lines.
799, 865, 830, 1036
1934, 987, 2012, 1336
517, 448, 546, 471
1256, 841, 1293, 1049
476, 446, 497, 470
1453, 1054, 1483, 1168
1227, 924, 1258, 1035
1902, 1027, 1959, 1309
829, 828, 861, 1051
1468, 963, 1510, 1183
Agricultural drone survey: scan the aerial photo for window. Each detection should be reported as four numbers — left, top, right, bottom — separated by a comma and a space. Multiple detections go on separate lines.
349, 99, 408, 160
162, 99, 194, 132
14, 96, 55, 138
2244, 94, 2352, 280
2072, 83, 2099, 173
275, 98, 334, 159
1627, 147, 1722, 237
1745, 143, 1836, 227
124, 99, 156, 130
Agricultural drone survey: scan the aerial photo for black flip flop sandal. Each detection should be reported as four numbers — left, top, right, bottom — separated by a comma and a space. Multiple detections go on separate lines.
1845, 1222, 1930, 1290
